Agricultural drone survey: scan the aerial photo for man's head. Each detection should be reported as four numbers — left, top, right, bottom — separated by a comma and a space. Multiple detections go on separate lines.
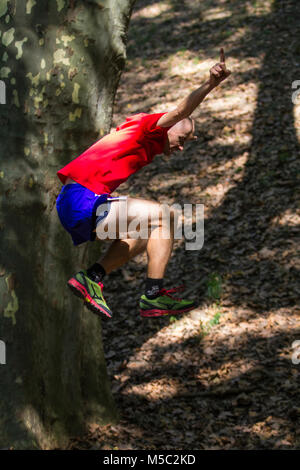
164, 117, 196, 156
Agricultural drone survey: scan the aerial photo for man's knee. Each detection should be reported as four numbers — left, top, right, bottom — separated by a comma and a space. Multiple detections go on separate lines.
146, 204, 175, 240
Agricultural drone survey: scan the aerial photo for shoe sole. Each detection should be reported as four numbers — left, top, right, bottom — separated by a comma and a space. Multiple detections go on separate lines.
140, 304, 196, 318
67, 278, 112, 319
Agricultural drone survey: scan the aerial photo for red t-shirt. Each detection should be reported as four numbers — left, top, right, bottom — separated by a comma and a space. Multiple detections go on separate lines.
57, 113, 170, 194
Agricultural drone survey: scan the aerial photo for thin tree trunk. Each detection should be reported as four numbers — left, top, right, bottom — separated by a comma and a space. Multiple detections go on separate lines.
0, 0, 135, 449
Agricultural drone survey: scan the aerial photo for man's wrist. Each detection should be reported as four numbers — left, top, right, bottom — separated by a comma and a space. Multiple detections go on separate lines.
205, 80, 216, 92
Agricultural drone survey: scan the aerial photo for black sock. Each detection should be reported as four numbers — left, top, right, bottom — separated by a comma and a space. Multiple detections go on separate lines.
145, 277, 163, 299
86, 263, 106, 283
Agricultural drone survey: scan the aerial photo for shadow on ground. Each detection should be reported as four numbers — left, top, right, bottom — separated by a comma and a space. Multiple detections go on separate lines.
86, 0, 300, 450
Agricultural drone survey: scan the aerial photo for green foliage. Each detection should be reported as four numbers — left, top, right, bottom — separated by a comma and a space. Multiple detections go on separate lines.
169, 315, 177, 324
208, 309, 221, 327
207, 272, 222, 301
192, 274, 224, 340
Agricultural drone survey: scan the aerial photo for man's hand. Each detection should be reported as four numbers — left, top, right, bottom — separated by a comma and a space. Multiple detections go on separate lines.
209, 48, 231, 88
157, 47, 231, 128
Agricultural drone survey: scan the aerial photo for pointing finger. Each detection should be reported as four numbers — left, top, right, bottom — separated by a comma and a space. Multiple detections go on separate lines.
220, 47, 225, 63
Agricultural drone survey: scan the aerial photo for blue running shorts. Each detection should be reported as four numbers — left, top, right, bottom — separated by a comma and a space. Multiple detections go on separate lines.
56, 182, 113, 246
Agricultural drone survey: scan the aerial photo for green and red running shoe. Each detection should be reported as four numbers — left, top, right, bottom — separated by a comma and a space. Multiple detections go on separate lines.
139, 285, 196, 318
67, 270, 112, 318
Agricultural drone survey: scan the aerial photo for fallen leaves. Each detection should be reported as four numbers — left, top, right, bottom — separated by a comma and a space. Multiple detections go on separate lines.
68, 0, 300, 451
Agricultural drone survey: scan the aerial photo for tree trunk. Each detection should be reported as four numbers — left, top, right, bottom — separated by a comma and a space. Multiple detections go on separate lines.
0, 0, 135, 449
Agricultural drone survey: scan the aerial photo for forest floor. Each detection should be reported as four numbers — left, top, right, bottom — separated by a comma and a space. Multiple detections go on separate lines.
69, 0, 300, 450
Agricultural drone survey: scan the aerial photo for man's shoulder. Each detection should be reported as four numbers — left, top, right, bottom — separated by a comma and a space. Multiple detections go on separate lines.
117, 112, 166, 128
139, 112, 167, 131
113, 113, 167, 144
115, 113, 148, 132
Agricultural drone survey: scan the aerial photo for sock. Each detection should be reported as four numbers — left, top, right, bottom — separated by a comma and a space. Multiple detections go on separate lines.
145, 277, 163, 299
86, 263, 106, 283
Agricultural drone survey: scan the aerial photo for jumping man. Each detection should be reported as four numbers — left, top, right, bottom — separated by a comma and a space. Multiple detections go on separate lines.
56, 48, 231, 319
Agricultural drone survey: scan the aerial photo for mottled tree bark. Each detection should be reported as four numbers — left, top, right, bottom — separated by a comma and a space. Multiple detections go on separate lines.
0, 0, 135, 449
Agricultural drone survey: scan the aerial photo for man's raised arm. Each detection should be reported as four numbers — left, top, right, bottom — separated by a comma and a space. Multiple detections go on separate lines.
157, 48, 231, 128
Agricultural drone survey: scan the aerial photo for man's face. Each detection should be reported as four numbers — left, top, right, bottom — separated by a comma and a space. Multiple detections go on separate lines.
164, 129, 195, 156
163, 118, 196, 156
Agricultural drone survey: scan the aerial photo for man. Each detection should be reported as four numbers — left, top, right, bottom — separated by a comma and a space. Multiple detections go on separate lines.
56, 48, 231, 319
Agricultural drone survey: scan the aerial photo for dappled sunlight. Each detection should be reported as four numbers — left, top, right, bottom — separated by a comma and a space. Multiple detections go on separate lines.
132, 1, 171, 19
168, 57, 213, 78
126, 377, 180, 402
212, 129, 252, 147
202, 181, 236, 208
271, 208, 300, 227
221, 26, 247, 45
197, 151, 249, 190
151, 101, 178, 113
122, 306, 215, 357
211, 152, 248, 175
204, 93, 254, 114
108, 305, 298, 409
293, 100, 300, 142
95, 0, 300, 451
245, 0, 275, 16
232, 55, 265, 75
214, 308, 298, 340
248, 420, 292, 447
20, 405, 50, 449
203, 6, 232, 22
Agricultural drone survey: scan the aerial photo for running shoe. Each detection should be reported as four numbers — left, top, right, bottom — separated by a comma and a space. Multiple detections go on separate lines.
67, 270, 112, 318
139, 285, 196, 318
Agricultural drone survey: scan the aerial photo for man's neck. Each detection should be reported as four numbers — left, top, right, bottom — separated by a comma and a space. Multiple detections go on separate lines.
163, 135, 171, 156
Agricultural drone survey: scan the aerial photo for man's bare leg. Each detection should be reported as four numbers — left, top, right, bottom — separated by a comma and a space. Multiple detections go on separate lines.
99, 238, 147, 274
68, 197, 196, 317
146, 210, 174, 279
95, 198, 174, 279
